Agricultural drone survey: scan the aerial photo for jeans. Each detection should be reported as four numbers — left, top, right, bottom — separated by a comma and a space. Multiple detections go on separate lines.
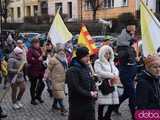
118, 65, 137, 119
46, 79, 52, 91
52, 98, 64, 109
29, 76, 45, 101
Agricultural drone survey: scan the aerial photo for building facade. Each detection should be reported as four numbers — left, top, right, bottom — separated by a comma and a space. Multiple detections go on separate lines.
6, 0, 160, 23
81, 0, 136, 20
48, 0, 79, 20
136, 0, 157, 12
7, 0, 48, 23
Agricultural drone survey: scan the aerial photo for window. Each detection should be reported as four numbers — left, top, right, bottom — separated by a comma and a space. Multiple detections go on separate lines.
68, 2, 72, 18
85, 0, 92, 10
104, 0, 114, 8
10, 8, 14, 17
33, 5, 38, 16
55, 3, 63, 15
17, 7, 21, 18
10, 0, 14, 3
122, 0, 128, 6
41, 1, 48, 15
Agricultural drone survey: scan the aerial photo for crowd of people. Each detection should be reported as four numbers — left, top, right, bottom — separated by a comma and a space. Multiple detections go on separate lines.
0, 24, 160, 120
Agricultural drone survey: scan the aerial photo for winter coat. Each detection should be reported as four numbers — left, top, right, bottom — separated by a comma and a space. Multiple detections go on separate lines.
8, 52, 25, 83
94, 45, 119, 105
66, 57, 96, 120
48, 55, 66, 99
27, 47, 45, 78
136, 71, 160, 109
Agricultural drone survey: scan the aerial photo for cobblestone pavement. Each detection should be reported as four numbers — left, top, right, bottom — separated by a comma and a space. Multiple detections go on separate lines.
0, 82, 132, 120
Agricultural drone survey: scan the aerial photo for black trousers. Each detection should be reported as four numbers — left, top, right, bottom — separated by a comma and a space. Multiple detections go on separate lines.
0, 106, 3, 114
29, 76, 45, 101
98, 105, 116, 120
69, 105, 95, 120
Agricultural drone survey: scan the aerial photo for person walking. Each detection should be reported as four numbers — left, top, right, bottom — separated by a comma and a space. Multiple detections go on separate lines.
27, 38, 45, 105
48, 43, 68, 116
66, 46, 97, 120
136, 55, 160, 109
43, 41, 54, 97
115, 25, 138, 119
8, 47, 26, 109
94, 45, 120, 120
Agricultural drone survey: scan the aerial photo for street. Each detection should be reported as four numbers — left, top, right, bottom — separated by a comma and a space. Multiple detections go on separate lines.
0, 82, 132, 120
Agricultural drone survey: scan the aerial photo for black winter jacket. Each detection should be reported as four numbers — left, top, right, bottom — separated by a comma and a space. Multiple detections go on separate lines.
66, 58, 96, 110
136, 71, 160, 109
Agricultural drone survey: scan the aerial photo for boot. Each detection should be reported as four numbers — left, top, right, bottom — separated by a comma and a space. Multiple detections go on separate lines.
61, 108, 68, 116
35, 97, 44, 103
104, 111, 112, 120
31, 100, 38, 105
47, 89, 53, 98
0, 112, 7, 118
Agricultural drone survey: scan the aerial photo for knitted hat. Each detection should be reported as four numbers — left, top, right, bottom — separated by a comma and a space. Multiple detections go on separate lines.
76, 46, 89, 59
55, 43, 65, 53
14, 47, 23, 54
144, 54, 160, 68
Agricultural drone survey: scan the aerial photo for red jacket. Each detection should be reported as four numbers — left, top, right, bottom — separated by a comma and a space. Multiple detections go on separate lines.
27, 47, 45, 78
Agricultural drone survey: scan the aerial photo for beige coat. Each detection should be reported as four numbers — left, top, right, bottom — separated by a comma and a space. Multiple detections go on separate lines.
48, 56, 65, 99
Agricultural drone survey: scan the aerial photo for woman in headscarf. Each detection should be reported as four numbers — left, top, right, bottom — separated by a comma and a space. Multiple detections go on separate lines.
136, 54, 160, 109
94, 45, 120, 120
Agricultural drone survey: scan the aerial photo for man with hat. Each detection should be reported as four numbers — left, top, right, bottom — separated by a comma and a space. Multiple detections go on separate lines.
103, 35, 113, 46
66, 46, 97, 120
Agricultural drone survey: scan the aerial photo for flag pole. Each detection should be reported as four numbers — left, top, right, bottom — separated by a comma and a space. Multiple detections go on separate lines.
140, 0, 160, 29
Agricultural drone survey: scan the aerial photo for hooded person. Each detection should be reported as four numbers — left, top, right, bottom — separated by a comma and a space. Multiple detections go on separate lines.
117, 25, 137, 66
94, 45, 120, 120
8, 47, 26, 110
115, 25, 138, 120
66, 46, 97, 120
136, 54, 160, 109
117, 25, 136, 47
48, 43, 68, 116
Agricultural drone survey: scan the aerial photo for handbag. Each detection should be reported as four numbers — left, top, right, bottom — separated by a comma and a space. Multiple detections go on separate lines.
96, 61, 119, 105
99, 78, 115, 95
98, 62, 115, 95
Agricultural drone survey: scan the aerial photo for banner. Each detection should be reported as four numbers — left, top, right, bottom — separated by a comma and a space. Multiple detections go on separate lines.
141, 1, 160, 56
78, 25, 97, 55
48, 11, 72, 45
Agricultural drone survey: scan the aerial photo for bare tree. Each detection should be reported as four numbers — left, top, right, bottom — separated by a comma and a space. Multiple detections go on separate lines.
1, 0, 10, 24
86, 0, 104, 20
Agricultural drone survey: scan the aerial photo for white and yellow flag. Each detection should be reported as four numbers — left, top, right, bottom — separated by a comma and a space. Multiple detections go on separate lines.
141, 1, 160, 56
48, 10, 72, 45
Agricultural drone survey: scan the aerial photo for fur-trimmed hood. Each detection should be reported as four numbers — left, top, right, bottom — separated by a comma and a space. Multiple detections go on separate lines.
98, 45, 114, 63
